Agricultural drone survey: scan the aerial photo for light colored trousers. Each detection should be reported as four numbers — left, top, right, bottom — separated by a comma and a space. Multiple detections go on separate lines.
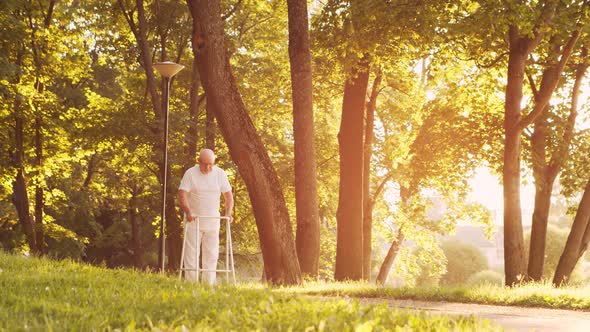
183, 220, 219, 285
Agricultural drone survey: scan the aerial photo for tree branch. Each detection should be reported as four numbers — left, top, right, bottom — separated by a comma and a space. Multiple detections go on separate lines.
518, 18, 584, 131
476, 51, 510, 69
371, 172, 395, 204
117, 0, 139, 39
222, 0, 243, 21
526, 70, 539, 99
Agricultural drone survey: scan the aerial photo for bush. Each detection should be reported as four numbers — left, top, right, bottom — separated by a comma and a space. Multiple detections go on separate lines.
440, 241, 488, 286
466, 269, 504, 286
414, 246, 446, 288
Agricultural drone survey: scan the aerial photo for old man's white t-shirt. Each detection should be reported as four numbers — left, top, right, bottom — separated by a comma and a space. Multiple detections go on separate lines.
179, 165, 231, 230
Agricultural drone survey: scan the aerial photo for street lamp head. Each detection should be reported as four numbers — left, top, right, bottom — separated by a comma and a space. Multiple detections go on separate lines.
153, 61, 185, 78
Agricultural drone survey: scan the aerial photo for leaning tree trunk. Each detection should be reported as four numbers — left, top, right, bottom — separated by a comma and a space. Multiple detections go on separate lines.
375, 184, 411, 285
334, 57, 370, 281
362, 70, 381, 280
553, 179, 590, 286
188, 0, 301, 285
376, 228, 404, 286
287, 0, 320, 277
526, 30, 583, 281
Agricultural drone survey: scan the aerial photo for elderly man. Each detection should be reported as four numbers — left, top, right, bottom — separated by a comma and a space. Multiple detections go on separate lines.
178, 148, 233, 284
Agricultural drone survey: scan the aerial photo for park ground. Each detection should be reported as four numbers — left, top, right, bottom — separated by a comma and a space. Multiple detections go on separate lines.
2, 252, 590, 331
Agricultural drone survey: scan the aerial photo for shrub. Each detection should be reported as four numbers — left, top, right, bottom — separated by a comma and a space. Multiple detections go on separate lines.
466, 269, 504, 286
414, 247, 446, 287
440, 241, 488, 286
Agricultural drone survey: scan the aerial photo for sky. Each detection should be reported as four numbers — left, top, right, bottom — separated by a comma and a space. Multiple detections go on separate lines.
469, 167, 536, 226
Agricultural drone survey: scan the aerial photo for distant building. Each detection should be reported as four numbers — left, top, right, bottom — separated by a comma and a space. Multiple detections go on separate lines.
442, 225, 504, 268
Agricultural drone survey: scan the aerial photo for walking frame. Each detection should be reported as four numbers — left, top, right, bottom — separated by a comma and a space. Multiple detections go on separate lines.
179, 215, 236, 284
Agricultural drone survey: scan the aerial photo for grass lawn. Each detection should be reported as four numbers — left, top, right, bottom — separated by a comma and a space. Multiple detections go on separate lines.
279, 280, 590, 311
0, 252, 500, 331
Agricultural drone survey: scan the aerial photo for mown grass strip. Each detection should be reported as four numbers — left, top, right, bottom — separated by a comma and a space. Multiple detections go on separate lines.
278, 280, 590, 311
0, 252, 500, 331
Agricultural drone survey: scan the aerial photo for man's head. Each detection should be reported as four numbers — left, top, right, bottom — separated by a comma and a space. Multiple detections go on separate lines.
198, 149, 216, 174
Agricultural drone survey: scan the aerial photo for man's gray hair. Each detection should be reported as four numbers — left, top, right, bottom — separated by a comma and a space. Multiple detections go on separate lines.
199, 148, 216, 160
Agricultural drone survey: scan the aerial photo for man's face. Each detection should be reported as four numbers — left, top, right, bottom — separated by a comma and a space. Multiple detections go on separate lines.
198, 155, 215, 174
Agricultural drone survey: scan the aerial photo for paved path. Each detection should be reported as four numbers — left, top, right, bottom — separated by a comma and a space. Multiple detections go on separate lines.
312, 296, 590, 331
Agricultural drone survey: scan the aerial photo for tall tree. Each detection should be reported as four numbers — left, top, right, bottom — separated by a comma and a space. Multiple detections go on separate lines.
187, 0, 301, 285
10, 48, 36, 252
334, 56, 370, 281
28, 0, 57, 255
287, 0, 320, 277
527, 39, 587, 281
501, 1, 557, 285
118, 0, 183, 270
362, 69, 382, 279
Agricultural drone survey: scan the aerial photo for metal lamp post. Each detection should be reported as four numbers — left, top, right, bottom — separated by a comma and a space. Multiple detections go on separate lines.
153, 61, 184, 273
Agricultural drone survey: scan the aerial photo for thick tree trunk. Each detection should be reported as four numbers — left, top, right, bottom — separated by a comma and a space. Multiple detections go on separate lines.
362, 71, 381, 280
503, 128, 526, 285
503, 38, 527, 285
12, 108, 36, 251
334, 57, 370, 281
553, 179, 590, 286
528, 174, 554, 280
188, 0, 301, 285
502, 1, 560, 284
10, 49, 36, 252
287, 0, 320, 277
528, 109, 553, 280
12, 170, 35, 251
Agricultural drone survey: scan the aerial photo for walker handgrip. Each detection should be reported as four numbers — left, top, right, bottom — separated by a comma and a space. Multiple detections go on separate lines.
191, 216, 230, 220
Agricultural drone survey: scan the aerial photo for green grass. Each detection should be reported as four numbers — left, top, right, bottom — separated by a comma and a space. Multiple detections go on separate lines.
279, 280, 590, 311
0, 252, 500, 331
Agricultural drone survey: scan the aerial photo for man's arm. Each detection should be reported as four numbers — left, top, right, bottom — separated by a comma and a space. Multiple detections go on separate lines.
178, 190, 194, 221
223, 190, 234, 221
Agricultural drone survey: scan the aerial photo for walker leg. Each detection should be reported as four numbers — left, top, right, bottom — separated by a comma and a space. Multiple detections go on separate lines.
196, 217, 200, 283
228, 219, 236, 284
225, 218, 230, 283
179, 214, 188, 280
